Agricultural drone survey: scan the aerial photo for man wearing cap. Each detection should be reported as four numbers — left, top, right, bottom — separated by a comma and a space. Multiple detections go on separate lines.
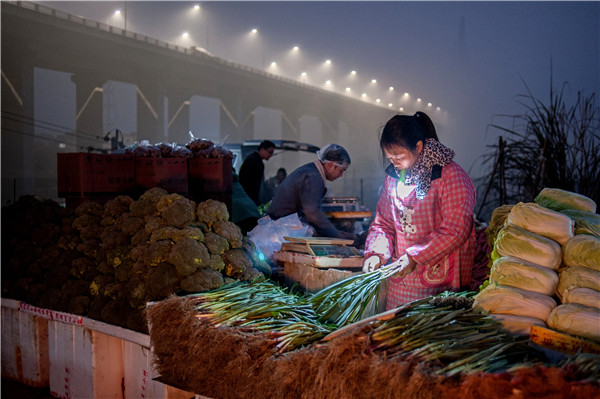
267, 143, 356, 240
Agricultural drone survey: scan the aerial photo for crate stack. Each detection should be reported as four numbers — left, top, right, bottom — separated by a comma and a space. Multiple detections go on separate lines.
57, 153, 136, 208
187, 157, 233, 213
57, 152, 233, 211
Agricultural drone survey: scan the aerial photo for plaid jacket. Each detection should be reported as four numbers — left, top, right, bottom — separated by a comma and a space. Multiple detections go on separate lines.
365, 161, 476, 307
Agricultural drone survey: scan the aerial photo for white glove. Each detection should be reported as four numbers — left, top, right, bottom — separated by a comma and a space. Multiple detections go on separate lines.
362, 255, 381, 273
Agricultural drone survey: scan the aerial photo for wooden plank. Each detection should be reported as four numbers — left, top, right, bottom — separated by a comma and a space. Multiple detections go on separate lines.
280, 242, 314, 255
530, 325, 600, 355
274, 251, 363, 269
82, 316, 150, 348
283, 236, 354, 245
49, 321, 125, 399
1, 304, 49, 387
324, 211, 374, 219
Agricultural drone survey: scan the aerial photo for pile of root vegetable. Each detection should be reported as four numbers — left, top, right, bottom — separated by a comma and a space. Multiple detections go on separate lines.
147, 280, 600, 399
1, 189, 269, 332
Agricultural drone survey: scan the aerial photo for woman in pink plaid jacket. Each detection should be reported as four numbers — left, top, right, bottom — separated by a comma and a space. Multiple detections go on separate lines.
363, 112, 476, 309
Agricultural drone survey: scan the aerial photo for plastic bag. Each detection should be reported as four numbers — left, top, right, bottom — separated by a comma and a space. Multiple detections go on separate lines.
247, 213, 314, 260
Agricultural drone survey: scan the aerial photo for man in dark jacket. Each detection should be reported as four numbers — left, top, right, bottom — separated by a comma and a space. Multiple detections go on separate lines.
267, 144, 355, 240
239, 140, 275, 205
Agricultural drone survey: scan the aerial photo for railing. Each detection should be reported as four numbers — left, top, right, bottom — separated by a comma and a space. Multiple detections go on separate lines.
6, 0, 384, 108
1, 177, 60, 206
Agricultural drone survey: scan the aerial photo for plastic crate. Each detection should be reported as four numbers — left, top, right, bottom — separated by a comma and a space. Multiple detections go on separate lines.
135, 157, 188, 195
57, 153, 135, 195
1, 299, 49, 387
188, 157, 233, 193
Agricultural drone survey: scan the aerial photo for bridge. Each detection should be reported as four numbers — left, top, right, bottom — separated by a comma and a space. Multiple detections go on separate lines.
1, 1, 397, 208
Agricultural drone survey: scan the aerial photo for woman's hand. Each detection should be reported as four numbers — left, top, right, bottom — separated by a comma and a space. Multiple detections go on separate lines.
362, 255, 381, 273
390, 254, 416, 278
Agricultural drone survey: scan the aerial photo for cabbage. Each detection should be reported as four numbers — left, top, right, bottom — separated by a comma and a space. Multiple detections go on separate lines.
485, 204, 514, 248
474, 284, 557, 321
490, 256, 558, 296
563, 235, 600, 271
556, 266, 600, 301
534, 188, 597, 213
491, 224, 562, 270
490, 313, 546, 337
547, 303, 600, 341
506, 202, 574, 245
562, 286, 600, 310
559, 209, 600, 238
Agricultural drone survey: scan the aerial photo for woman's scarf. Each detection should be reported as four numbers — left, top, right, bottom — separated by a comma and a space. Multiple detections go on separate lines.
404, 138, 455, 200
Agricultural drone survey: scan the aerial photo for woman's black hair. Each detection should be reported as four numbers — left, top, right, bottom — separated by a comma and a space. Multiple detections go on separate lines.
380, 112, 438, 152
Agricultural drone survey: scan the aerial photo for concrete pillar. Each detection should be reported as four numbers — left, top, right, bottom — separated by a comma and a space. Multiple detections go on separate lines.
166, 93, 191, 145
136, 83, 166, 144
71, 73, 105, 151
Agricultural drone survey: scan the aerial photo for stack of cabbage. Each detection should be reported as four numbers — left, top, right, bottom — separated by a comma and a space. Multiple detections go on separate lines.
475, 188, 600, 341
538, 188, 600, 342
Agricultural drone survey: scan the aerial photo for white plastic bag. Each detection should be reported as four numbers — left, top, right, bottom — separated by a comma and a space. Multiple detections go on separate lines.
247, 213, 314, 260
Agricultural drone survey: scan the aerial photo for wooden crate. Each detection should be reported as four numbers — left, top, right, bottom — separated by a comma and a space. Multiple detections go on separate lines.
283, 261, 359, 293
1, 299, 49, 387
274, 251, 363, 293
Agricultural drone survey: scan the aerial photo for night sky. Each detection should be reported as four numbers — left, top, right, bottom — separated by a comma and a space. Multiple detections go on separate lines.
41, 1, 600, 174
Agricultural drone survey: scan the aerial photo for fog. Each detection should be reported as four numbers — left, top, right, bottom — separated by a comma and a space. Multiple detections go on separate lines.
43, 1, 600, 175
4, 1, 599, 214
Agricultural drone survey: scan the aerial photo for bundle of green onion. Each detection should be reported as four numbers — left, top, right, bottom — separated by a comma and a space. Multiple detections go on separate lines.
192, 278, 332, 352
309, 262, 402, 327
368, 297, 541, 375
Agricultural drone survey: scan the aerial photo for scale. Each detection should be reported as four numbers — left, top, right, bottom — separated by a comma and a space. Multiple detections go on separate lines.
281, 236, 360, 257
321, 196, 361, 212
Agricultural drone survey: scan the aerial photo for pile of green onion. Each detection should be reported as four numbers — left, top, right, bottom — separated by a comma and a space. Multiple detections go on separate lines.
192, 278, 332, 352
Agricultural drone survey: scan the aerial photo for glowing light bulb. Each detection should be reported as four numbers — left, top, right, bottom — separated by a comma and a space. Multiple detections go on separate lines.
351, 70, 357, 75
293, 46, 299, 52
345, 87, 351, 92
371, 79, 377, 84
389, 86, 394, 91
182, 32, 189, 38
325, 59, 332, 65
251, 28, 258, 34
